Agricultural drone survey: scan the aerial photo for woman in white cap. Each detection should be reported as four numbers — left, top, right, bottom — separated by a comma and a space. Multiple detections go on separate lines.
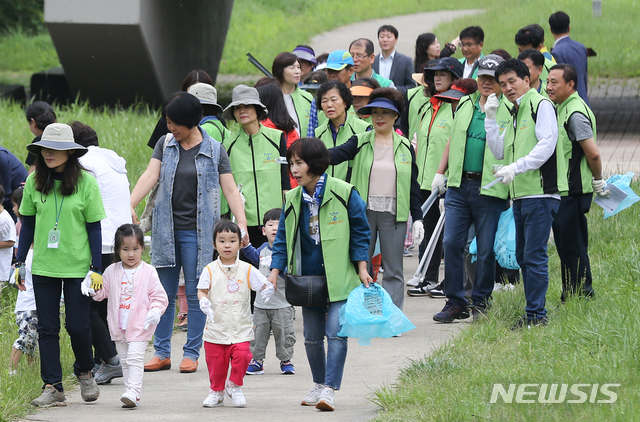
329, 88, 424, 311
15, 123, 105, 407
222, 84, 290, 247
131, 92, 247, 375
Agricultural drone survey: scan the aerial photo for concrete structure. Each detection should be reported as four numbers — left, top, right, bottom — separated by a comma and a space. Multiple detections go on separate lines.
45, 0, 234, 106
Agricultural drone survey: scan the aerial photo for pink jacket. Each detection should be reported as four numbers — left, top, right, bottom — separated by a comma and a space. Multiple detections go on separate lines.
93, 261, 168, 342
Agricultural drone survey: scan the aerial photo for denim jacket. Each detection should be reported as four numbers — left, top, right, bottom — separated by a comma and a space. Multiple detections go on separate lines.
150, 127, 221, 275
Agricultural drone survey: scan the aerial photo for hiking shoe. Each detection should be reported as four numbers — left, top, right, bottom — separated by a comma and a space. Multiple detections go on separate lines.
427, 281, 445, 298
510, 316, 548, 331
407, 280, 431, 296
280, 360, 295, 374
301, 383, 324, 406
433, 301, 470, 323
203, 390, 224, 407
95, 362, 123, 385
120, 390, 139, 408
316, 387, 335, 411
246, 359, 264, 375
224, 382, 246, 407
31, 385, 66, 407
92, 362, 103, 375
403, 248, 413, 257
77, 371, 100, 402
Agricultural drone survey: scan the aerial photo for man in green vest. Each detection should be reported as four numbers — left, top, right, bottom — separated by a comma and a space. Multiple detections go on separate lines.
518, 49, 548, 98
485, 59, 567, 329
547, 64, 609, 302
430, 55, 510, 322
514, 24, 556, 78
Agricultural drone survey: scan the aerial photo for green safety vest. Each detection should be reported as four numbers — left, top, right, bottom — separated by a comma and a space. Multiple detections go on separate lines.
315, 113, 372, 180
447, 92, 511, 199
556, 91, 597, 194
201, 119, 231, 143
291, 87, 313, 136
503, 89, 568, 198
535, 78, 549, 99
283, 176, 361, 301
222, 124, 286, 226
348, 130, 414, 223
540, 57, 556, 82
318, 104, 357, 128
407, 85, 430, 141
416, 100, 454, 189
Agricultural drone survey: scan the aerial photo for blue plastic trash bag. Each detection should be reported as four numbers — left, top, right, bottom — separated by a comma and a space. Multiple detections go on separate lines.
603, 172, 640, 219
494, 208, 520, 270
338, 284, 416, 345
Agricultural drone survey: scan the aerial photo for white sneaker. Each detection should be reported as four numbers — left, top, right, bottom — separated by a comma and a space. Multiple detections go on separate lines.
120, 391, 139, 408
315, 387, 335, 411
301, 383, 324, 406
224, 383, 246, 407
203, 390, 224, 407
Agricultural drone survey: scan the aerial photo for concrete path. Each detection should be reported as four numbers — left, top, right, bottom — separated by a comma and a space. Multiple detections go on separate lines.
21, 255, 460, 422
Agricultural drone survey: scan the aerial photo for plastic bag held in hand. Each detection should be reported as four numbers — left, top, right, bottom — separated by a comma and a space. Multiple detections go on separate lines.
412, 220, 424, 246
591, 178, 610, 197
199, 297, 215, 320
143, 308, 162, 330
431, 173, 447, 194
485, 93, 499, 120
81, 271, 96, 297
261, 282, 275, 302
495, 164, 516, 185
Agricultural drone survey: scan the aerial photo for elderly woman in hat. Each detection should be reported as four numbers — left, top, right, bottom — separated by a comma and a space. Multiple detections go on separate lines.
329, 88, 423, 311
130, 92, 247, 374
222, 84, 290, 247
15, 123, 106, 406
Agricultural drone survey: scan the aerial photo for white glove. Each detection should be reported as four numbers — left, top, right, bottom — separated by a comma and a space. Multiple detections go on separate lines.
412, 220, 425, 246
199, 297, 215, 320
431, 173, 447, 194
81, 271, 96, 297
485, 93, 499, 120
143, 308, 162, 330
439, 198, 445, 214
494, 164, 516, 185
591, 179, 610, 197
261, 282, 275, 302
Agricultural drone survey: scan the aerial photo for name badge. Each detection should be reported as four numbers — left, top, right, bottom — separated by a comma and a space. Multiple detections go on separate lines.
227, 281, 239, 293
48, 229, 61, 249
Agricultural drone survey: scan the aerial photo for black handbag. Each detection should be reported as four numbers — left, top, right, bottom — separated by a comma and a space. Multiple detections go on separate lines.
283, 227, 329, 307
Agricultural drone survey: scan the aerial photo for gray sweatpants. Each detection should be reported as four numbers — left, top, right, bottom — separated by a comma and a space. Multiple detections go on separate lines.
367, 210, 407, 310
251, 306, 296, 362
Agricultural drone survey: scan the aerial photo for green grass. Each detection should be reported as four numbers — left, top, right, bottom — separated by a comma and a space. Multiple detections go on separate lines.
370, 191, 640, 421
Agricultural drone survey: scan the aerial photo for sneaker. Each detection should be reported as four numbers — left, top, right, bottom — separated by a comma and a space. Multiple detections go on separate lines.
433, 301, 470, 323
120, 390, 140, 408
510, 316, 548, 331
77, 371, 100, 402
92, 362, 103, 375
315, 387, 335, 411
427, 281, 445, 298
407, 280, 431, 296
31, 385, 67, 407
403, 248, 413, 257
280, 360, 295, 375
301, 383, 324, 406
95, 362, 123, 385
224, 382, 246, 407
246, 359, 264, 375
203, 390, 224, 407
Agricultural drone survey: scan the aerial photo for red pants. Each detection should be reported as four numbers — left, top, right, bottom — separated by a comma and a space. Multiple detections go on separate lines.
204, 341, 252, 391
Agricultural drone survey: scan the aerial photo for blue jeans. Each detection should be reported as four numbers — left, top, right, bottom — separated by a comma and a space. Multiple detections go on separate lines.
302, 300, 348, 390
512, 198, 560, 319
443, 179, 507, 307
154, 230, 205, 361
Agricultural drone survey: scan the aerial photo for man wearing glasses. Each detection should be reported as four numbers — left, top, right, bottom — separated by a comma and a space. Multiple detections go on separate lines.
458, 26, 485, 79
348, 38, 395, 88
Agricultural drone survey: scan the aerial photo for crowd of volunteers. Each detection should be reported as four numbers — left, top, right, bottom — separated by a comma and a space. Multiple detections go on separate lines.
0, 10, 607, 412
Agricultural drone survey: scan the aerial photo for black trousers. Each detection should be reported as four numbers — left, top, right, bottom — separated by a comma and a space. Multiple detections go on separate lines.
33, 275, 94, 390
552, 192, 595, 301
91, 254, 117, 363
418, 189, 444, 282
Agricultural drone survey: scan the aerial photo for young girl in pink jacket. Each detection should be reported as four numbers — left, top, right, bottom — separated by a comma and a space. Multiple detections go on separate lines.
91, 224, 168, 408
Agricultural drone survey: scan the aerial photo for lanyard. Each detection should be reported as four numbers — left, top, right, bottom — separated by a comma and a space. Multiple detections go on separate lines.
53, 188, 64, 230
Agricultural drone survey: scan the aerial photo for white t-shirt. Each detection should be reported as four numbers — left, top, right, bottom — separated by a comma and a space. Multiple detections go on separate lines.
283, 93, 301, 136
119, 268, 136, 330
463, 60, 476, 78
15, 249, 36, 313
0, 209, 16, 281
